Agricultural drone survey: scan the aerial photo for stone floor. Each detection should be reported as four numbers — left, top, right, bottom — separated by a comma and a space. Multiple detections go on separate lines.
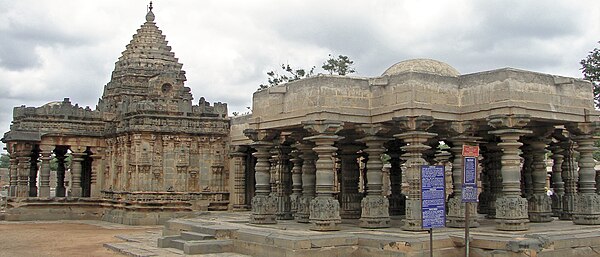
107, 212, 600, 257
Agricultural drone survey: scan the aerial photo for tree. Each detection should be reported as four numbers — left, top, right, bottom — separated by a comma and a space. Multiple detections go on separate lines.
322, 54, 355, 76
258, 64, 315, 90
258, 54, 356, 91
580, 41, 600, 109
0, 154, 9, 168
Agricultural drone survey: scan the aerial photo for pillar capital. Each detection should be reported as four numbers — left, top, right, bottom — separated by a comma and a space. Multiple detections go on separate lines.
302, 120, 344, 136
393, 115, 434, 131
566, 121, 600, 136
244, 129, 278, 143
356, 123, 390, 136
487, 114, 530, 129
447, 120, 479, 136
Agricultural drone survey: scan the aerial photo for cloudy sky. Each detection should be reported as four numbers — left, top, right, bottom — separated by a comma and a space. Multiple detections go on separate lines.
0, 0, 599, 142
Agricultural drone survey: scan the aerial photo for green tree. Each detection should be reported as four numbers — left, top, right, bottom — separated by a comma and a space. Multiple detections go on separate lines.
258, 54, 356, 90
0, 154, 10, 168
258, 64, 315, 90
580, 41, 600, 109
50, 155, 72, 171
322, 54, 355, 76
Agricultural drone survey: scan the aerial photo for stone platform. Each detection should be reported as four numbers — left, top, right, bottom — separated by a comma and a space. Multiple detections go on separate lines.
107, 212, 600, 257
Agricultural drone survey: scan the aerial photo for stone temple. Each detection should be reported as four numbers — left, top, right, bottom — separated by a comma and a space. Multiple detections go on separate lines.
4, 4, 600, 256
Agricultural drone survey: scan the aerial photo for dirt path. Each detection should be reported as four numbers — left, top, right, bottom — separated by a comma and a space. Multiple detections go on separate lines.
0, 221, 161, 257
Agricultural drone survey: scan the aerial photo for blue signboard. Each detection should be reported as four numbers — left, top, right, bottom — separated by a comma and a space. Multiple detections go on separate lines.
421, 165, 446, 229
462, 157, 478, 203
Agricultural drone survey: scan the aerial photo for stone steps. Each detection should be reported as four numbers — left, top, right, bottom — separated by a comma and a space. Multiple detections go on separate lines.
158, 220, 236, 255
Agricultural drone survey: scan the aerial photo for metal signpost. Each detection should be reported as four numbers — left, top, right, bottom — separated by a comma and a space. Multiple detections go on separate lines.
462, 145, 479, 257
421, 165, 446, 257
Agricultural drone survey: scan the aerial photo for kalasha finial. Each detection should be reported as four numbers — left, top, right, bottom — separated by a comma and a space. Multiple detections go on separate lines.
146, 1, 155, 22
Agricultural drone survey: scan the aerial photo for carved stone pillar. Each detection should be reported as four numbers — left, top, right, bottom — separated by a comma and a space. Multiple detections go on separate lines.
89, 147, 105, 198
295, 143, 316, 223
559, 137, 577, 220
54, 148, 68, 197
568, 122, 600, 225
488, 114, 532, 231
244, 129, 278, 224
28, 149, 39, 197
8, 154, 17, 197
446, 122, 480, 228
338, 144, 363, 219
394, 116, 437, 231
70, 146, 86, 197
524, 134, 553, 223
357, 124, 391, 228
548, 141, 565, 218
15, 143, 34, 198
230, 147, 248, 211
273, 145, 292, 220
289, 149, 303, 216
38, 145, 54, 198
303, 120, 343, 231
387, 140, 405, 216
520, 144, 534, 199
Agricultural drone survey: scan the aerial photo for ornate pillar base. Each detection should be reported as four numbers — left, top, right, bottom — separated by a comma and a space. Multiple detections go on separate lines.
528, 194, 553, 222
250, 195, 277, 224
359, 195, 390, 228
447, 197, 480, 228
295, 195, 312, 223
309, 196, 341, 231
551, 194, 564, 217
572, 194, 600, 225
495, 196, 530, 231
276, 195, 293, 220
560, 194, 576, 220
401, 199, 423, 231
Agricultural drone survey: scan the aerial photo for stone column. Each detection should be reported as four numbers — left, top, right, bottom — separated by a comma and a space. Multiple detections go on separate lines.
54, 148, 68, 197
230, 147, 248, 211
559, 136, 577, 220
548, 141, 565, 218
434, 149, 452, 199
15, 143, 34, 198
273, 144, 293, 220
28, 150, 39, 197
295, 142, 316, 223
338, 144, 363, 219
387, 140, 405, 216
446, 121, 480, 228
483, 142, 502, 218
89, 147, 105, 198
567, 122, 600, 225
70, 146, 86, 197
244, 129, 278, 224
521, 144, 534, 199
394, 116, 437, 231
524, 133, 553, 223
303, 120, 343, 231
289, 149, 303, 216
38, 145, 54, 198
488, 114, 532, 231
357, 124, 391, 228
8, 153, 17, 197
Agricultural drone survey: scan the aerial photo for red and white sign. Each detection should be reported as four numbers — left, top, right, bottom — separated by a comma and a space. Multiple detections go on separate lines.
462, 145, 479, 157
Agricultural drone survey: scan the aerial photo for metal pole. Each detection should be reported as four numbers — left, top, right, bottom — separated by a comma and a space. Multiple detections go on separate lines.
465, 202, 470, 257
429, 228, 434, 257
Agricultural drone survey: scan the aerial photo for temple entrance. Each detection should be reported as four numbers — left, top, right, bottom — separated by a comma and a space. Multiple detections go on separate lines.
244, 148, 256, 208
80, 148, 93, 198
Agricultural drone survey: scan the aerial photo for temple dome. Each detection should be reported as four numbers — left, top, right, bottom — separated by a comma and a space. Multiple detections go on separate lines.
382, 59, 460, 77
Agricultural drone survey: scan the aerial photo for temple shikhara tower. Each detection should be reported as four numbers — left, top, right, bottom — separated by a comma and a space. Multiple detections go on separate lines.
4, 6, 600, 255
2, 4, 230, 224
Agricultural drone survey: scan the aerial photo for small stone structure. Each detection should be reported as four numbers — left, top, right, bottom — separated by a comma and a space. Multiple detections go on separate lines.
2, 4, 229, 224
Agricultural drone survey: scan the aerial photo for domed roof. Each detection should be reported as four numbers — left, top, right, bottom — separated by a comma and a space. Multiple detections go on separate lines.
382, 59, 460, 77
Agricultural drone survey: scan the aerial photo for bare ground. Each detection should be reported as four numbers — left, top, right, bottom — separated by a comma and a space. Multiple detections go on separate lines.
0, 220, 161, 257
